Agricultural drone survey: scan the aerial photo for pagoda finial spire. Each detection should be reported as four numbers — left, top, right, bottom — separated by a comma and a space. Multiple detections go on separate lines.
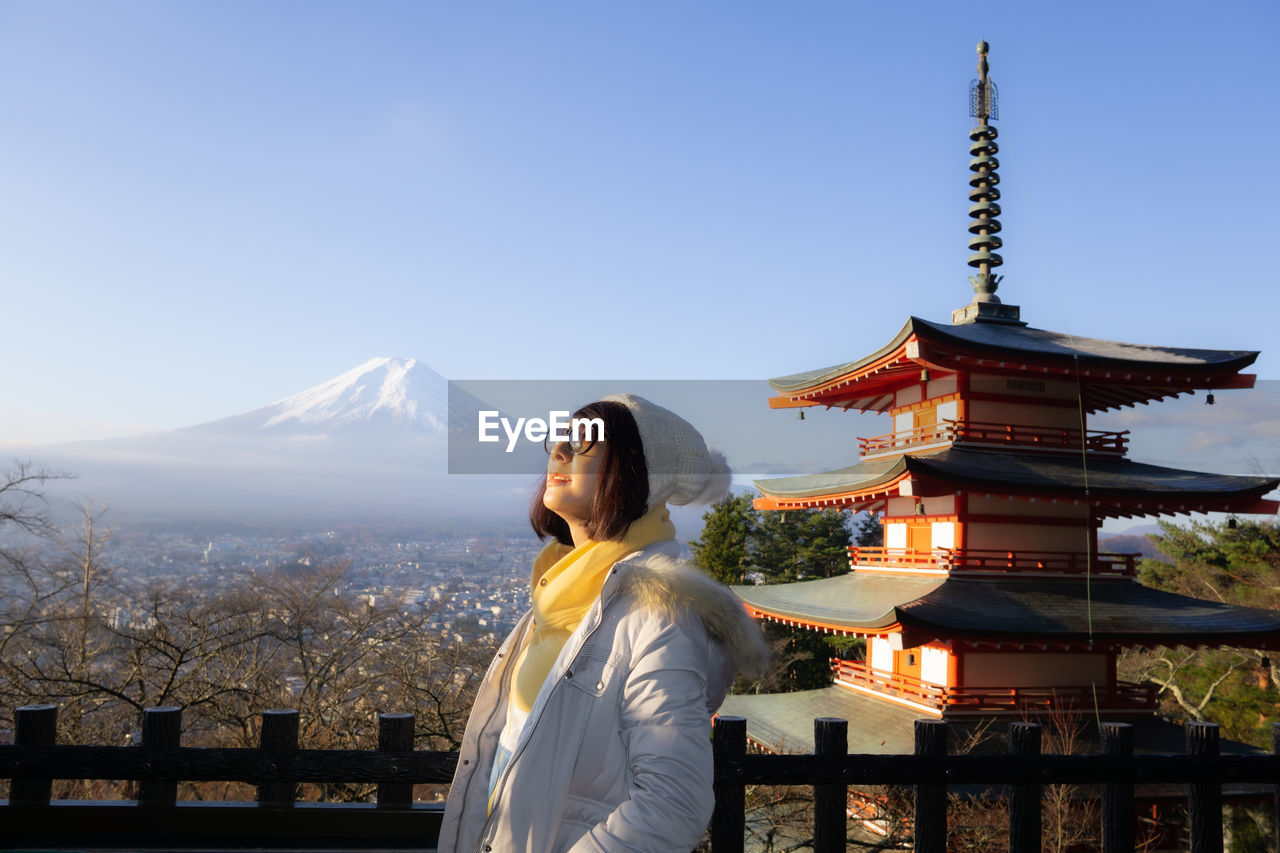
953, 40, 1024, 325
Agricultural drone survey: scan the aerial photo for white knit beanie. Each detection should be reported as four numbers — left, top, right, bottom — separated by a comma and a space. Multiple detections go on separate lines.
601, 394, 732, 510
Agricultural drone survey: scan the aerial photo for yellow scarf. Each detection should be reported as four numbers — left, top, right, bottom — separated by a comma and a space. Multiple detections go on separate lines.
511, 506, 676, 712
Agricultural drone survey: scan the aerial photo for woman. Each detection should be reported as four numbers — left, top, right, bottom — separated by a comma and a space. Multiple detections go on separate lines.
439, 394, 770, 853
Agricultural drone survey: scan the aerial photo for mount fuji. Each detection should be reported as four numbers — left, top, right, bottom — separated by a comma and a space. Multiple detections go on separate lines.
189, 357, 450, 437
33, 358, 533, 526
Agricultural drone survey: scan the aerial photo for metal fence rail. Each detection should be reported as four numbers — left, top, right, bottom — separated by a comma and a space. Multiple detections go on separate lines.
3, 704, 1278, 852
3, 705, 450, 850
711, 716, 1279, 853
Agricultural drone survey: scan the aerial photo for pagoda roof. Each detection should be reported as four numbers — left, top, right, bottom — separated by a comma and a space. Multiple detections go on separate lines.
718, 687, 921, 755
753, 447, 1279, 516
732, 573, 1280, 648
734, 572, 944, 631
717, 687, 1264, 760
769, 317, 1258, 412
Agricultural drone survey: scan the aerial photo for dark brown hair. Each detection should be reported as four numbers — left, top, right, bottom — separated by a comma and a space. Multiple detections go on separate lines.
530, 400, 649, 545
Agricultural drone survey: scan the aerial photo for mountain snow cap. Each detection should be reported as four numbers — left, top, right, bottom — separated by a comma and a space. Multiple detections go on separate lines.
252, 357, 448, 435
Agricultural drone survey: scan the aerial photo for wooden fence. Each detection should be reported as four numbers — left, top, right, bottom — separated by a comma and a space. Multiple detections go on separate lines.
3, 704, 1279, 852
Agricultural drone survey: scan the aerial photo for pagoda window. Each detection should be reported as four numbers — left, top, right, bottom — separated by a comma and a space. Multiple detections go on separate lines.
893, 410, 914, 438
931, 521, 955, 549
885, 522, 907, 550
896, 648, 922, 682
936, 399, 958, 424
920, 646, 950, 687
869, 636, 894, 674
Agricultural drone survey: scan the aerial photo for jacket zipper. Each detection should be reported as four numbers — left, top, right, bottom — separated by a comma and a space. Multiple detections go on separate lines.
466, 616, 529, 853
471, 568, 620, 853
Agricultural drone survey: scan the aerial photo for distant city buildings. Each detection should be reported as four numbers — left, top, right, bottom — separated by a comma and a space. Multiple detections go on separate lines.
5, 525, 544, 646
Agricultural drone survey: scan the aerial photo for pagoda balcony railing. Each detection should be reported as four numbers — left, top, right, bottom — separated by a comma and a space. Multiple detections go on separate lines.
832, 660, 1158, 716
858, 419, 1129, 458
849, 546, 1139, 577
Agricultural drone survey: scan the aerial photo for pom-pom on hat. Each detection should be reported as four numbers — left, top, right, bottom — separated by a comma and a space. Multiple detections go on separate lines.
601, 393, 732, 510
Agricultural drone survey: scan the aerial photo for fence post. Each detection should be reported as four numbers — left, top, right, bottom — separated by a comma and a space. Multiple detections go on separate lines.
11, 704, 57, 805
914, 719, 947, 853
1101, 722, 1134, 853
1272, 722, 1280, 853
139, 706, 182, 806
813, 718, 847, 853
1009, 722, 1041, 853
711, 716, 746, 853
377, 713, 415, 808
1187, 721, 1222, 853
257, 708, 299, 807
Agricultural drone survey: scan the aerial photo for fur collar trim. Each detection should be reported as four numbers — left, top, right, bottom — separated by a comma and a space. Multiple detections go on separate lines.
611, 553, 772, 679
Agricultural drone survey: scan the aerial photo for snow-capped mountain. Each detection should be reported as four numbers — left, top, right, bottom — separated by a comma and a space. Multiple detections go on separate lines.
33, 358, 533, 524
189, 357, 449, 436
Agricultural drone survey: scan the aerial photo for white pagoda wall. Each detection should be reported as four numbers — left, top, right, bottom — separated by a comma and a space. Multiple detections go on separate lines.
920, 646, 949, 686
967, 496, 1087, 519
964, 524, 1089, 552
965, 399, 1081, 429
963, 652, 1107, 687
963, 495, 1090, 552
869, 636, 893, 673
967, 373, 1079, 404
893, 375, 959, 409
887, 495, 955, 516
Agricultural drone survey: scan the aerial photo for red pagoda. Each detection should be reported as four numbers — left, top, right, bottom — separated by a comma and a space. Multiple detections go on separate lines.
720, 42, 1280, 758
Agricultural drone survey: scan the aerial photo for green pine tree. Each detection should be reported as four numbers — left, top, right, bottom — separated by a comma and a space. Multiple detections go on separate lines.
692, 495, 867, 691
689, 492, 758, 585
853, 511, 883, 547
1120, 519, 1280, 747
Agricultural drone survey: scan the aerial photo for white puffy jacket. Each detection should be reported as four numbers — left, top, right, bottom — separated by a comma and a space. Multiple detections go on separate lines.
438, 540, 770, 853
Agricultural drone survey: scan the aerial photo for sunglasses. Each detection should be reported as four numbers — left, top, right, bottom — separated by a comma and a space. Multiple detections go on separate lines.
543, 434, 599, 456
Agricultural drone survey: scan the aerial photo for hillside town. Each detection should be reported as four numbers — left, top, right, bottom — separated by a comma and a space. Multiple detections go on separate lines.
4, 524, 547, 646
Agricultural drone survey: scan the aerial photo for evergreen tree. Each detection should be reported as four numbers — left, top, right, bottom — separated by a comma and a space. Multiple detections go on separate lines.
853, 511, 883, 547
1139, 518, 1280, 610
802, 508, 856, 577
688, 492, 758, 585
755, 508, 852, 582
1119, 518, 1280, 747
754, 510, 805, 582
693, 495, 859, 691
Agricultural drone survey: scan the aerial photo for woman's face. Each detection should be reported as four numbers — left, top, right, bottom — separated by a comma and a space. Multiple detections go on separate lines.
543, 439, 606, 531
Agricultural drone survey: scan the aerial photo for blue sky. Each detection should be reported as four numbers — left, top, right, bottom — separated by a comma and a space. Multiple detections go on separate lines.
2, 1, 1277, 444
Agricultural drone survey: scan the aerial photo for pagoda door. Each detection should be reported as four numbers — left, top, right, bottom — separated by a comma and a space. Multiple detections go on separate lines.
916, 406, 938, 440
908, 523, 932, 563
